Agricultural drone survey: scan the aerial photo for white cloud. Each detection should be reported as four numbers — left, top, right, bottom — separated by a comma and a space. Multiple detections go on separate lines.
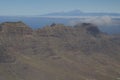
82, 16, 112, 25
69, 16, 113, 26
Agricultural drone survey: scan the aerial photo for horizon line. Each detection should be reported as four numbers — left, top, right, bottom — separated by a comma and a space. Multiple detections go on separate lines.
1, 11, 120, 16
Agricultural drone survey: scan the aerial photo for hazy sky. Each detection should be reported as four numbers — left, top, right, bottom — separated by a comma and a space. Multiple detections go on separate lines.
0, 0, 120, 16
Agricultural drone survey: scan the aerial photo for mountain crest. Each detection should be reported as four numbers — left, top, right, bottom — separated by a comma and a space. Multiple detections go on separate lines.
0, 21, 33, 35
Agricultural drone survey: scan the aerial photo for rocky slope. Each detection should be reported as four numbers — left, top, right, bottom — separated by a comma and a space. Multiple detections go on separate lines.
0, 21, 120, 80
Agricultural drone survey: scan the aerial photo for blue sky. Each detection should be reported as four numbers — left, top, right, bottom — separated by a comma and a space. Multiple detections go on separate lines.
0, 0, 120, 16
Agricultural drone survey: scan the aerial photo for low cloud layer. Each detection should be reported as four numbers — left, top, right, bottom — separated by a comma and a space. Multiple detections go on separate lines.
69, 16, 113, 26
84, 16, 112, 25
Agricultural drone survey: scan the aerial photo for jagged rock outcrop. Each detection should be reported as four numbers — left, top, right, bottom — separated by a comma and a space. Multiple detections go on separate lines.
0, 22, 120, 80
0, 21, 33, 35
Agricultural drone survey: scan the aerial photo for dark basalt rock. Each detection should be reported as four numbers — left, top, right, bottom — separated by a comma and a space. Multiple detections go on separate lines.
86, 26, 100, 36
74, 23, 101, 37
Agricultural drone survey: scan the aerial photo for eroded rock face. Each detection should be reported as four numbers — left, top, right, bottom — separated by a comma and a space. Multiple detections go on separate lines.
0, 22, 120, 80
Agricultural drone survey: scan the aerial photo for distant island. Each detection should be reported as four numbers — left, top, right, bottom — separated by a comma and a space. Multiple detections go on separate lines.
41, 10, 120, 17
